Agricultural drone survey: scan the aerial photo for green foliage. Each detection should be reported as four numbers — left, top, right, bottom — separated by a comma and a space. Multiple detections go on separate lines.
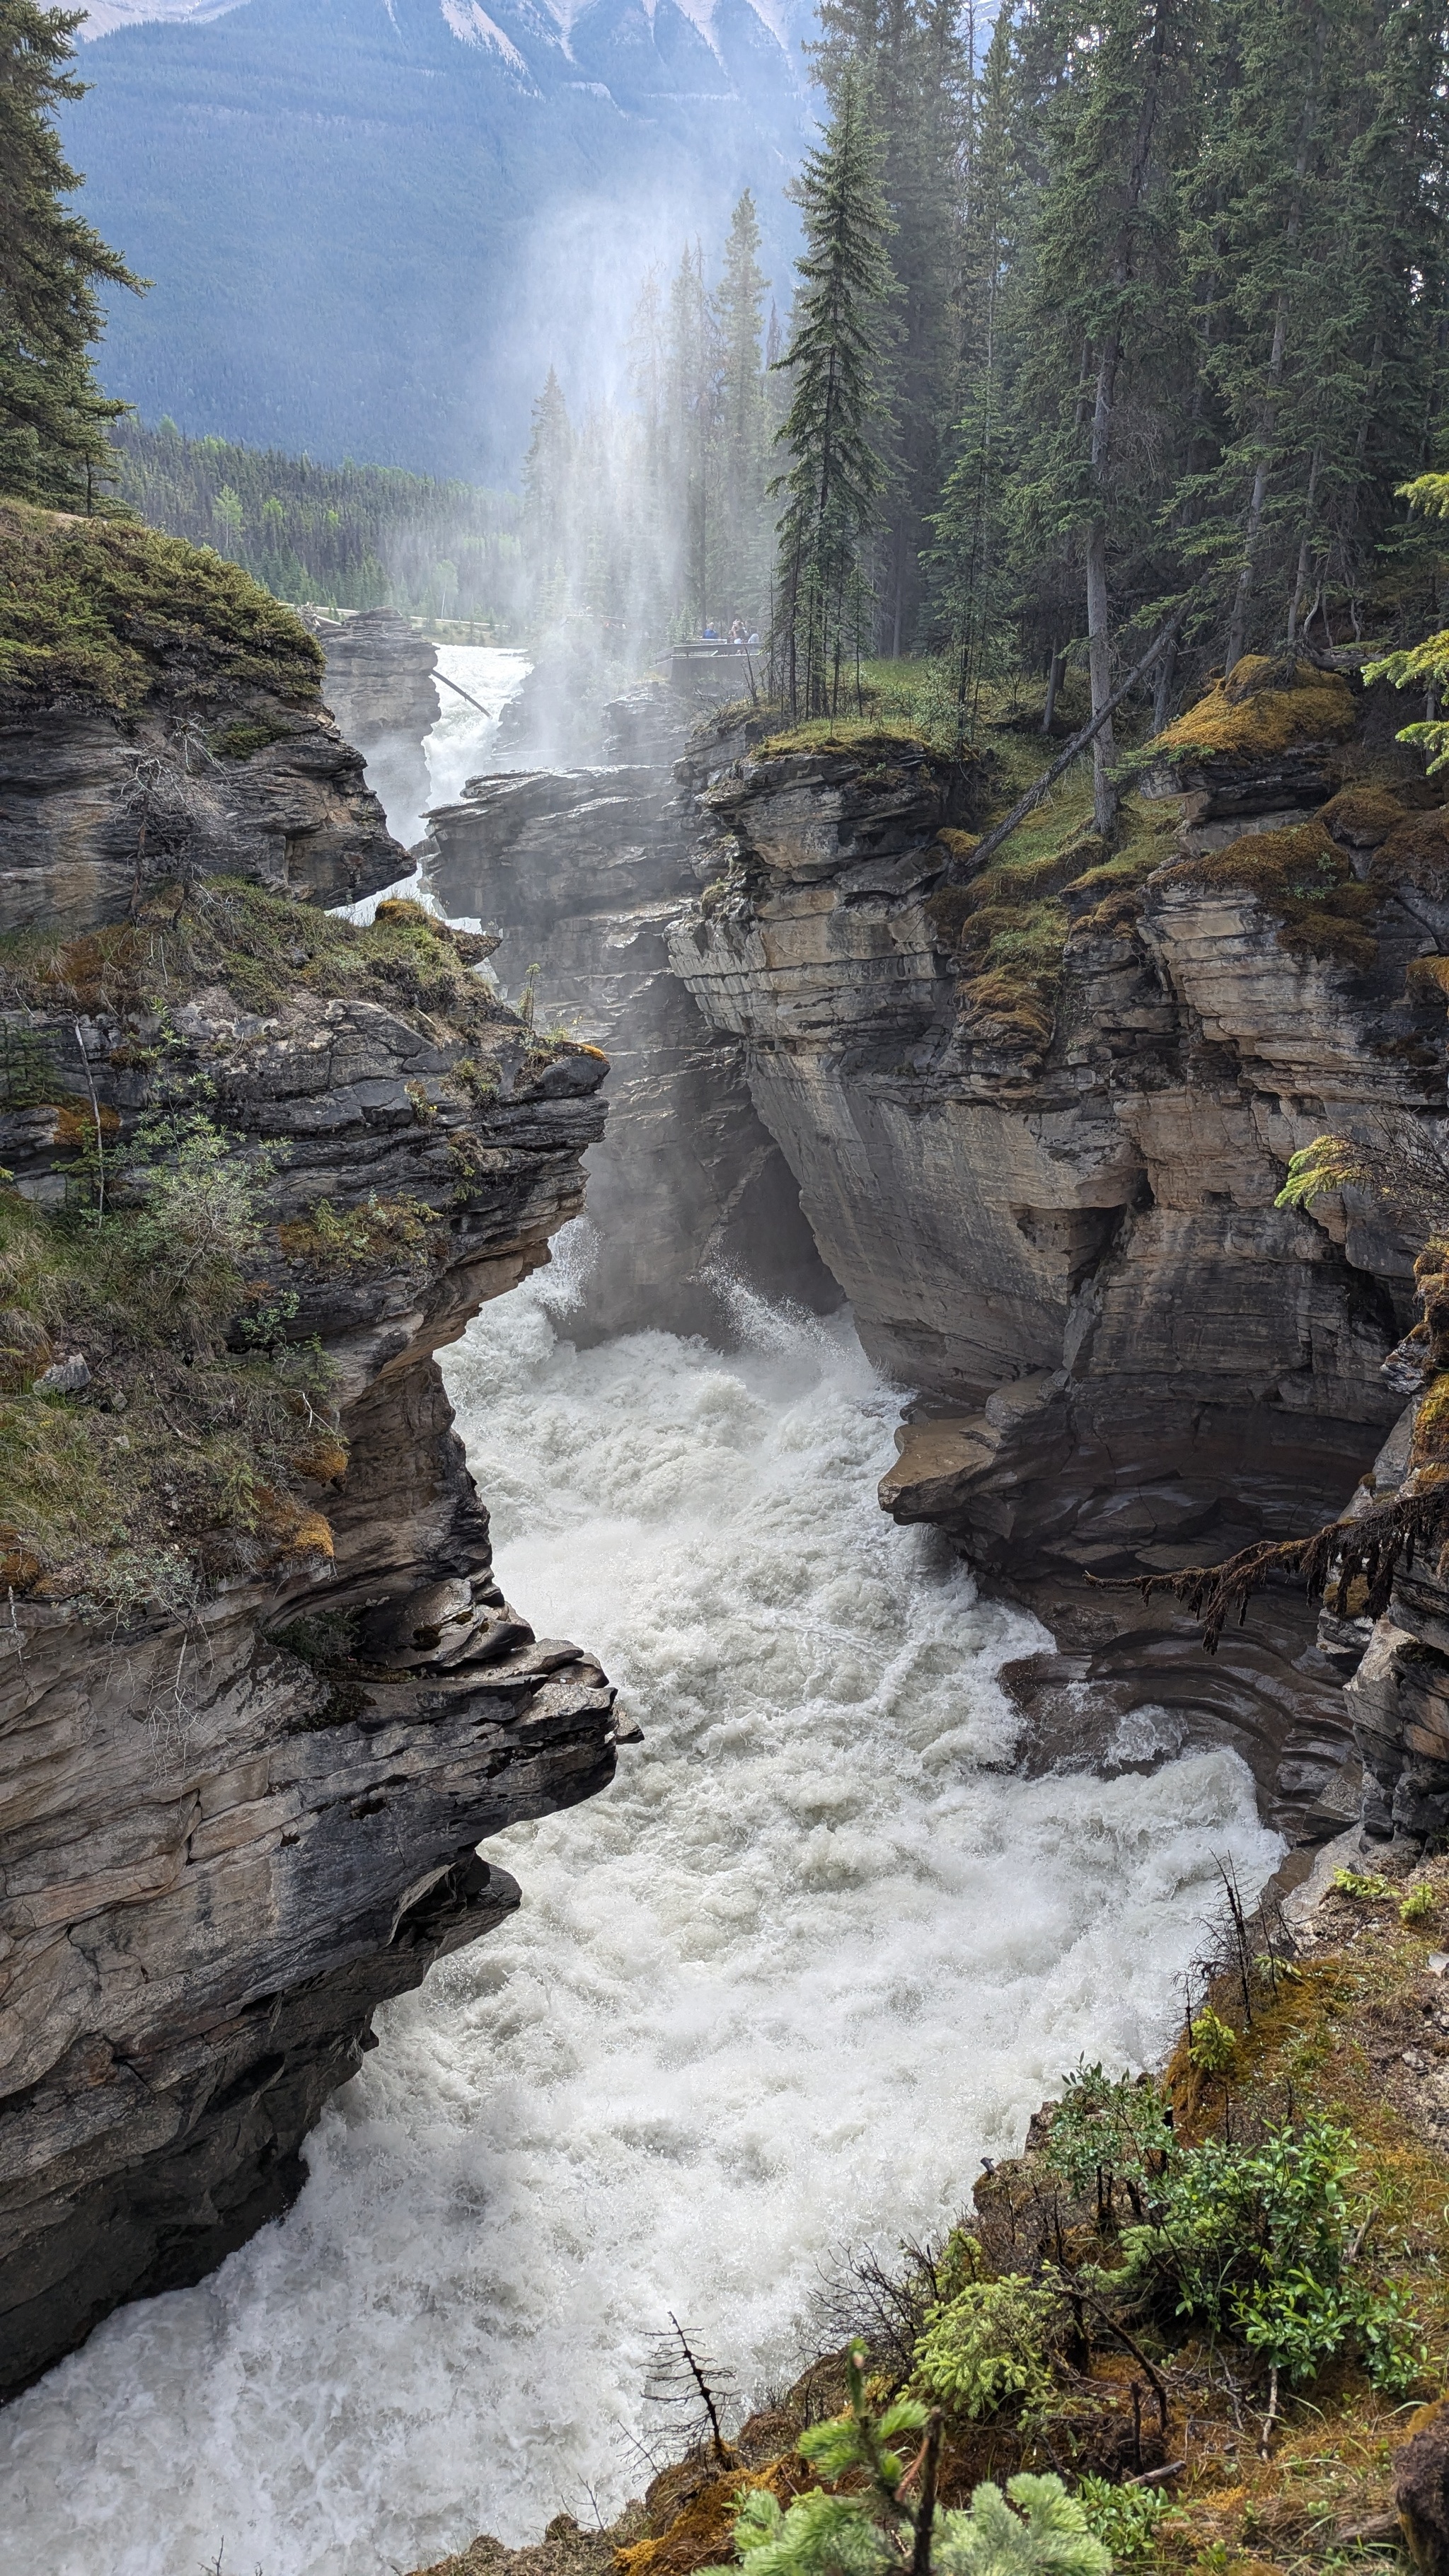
1103, 2115, 1424, 2393
0, 0, 142, 507
1331, 1868, 1396, 1902
0, 498, 322, 709
1074, 2478, 1167, 2564
117, 1104, 279, 1300
773, 67, 896, 720
1042, 2063, 1174, 2205
707, 2346, 1108, 2576
911, 2276, 1062, 2419
1276, 1136, 1374, 1216
1187, 2004, 1238, 2076
1401, 1883, 1436, 1925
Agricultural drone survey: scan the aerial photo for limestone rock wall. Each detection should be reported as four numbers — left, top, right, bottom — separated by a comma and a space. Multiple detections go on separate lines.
422, 724, 839, 1342
664, 701, 1449, 1832
0, 882, 618, 2400
668, 727, 1439, 1573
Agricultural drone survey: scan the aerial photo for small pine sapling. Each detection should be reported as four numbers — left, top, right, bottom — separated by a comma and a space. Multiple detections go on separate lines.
706, 2347, 1107, 2576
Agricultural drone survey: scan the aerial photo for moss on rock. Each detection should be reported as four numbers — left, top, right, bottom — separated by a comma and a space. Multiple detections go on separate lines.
1165, 822, 1378, 969
1154, 654, 1357, 766
0, 499, 322, 712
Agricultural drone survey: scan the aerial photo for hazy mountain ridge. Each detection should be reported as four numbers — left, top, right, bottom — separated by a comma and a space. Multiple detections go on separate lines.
64, 0, 815, 478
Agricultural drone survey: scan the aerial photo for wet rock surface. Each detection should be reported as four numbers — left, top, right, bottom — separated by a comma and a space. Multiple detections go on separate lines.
301, 605, 441, 842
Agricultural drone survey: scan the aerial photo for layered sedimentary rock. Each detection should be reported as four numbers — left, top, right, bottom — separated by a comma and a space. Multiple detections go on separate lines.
422, 695, 838, 1341
666, 674, 1449, 1829
0, 539, 620, 2396
0, 945, 616, 2396
302, 606, 441, 843
0, 508, 403, 931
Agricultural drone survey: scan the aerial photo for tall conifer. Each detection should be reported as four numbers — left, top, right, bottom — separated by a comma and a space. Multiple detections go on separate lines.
773, 64, 896, 716
0, 0, 142, 507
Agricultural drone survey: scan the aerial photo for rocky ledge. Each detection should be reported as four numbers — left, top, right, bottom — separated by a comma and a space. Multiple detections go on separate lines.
0, 537, 619, 2398
0, 502, 407, 929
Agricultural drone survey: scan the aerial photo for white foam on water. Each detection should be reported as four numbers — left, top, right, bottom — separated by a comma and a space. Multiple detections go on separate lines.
0, 1269, 1281, 2576
426, 645, 532, 812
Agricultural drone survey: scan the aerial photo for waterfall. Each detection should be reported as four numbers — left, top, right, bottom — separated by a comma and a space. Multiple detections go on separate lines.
0, 1248, 1279, 2576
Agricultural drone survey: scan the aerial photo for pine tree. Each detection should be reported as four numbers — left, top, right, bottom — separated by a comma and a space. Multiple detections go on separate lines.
1179, 0, 1449, 668
773, 64, 896, 717
1011, 0, 1201, 827
713, 191, 773, 628
0, 0, 143, 507
521, 364, 572, 623
926, 3, 1020, 732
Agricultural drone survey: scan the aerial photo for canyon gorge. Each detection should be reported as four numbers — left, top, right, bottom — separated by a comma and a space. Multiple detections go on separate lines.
6, 582, 1449, 2576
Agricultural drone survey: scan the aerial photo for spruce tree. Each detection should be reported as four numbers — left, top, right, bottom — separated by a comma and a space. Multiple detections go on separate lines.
713, 192, 772, 630
773, 64, 896, 717
926, 3, 1021, 732
1011, 0, 1201, 827
1179, 0, 1449, 667
521, 365, 572, 623
0, 0, 142, 507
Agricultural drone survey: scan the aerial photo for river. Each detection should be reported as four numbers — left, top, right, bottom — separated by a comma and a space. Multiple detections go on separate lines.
0, 1240, 1278, 2576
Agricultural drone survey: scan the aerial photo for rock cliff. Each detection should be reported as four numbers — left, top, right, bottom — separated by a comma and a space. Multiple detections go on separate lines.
666, 673, 1449, 1830
422, 693, 839, 1341
301, 606, 441, 845
0, 503, 405, 930
0, 531, 618, 2397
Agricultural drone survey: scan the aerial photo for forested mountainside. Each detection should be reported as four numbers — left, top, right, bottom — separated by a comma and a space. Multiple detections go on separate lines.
108, 417, 522, 619
61, 0, 814, 479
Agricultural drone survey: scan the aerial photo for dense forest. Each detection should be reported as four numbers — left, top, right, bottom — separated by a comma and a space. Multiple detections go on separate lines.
522, 0, 1449, 753
106, 417, 522, 622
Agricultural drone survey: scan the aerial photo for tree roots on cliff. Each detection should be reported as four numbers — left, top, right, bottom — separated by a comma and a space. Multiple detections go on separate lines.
1093, 1477, 1449, 1650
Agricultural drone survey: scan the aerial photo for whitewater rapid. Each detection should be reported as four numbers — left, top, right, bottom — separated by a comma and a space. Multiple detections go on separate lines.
0, 1260, 1280, 2576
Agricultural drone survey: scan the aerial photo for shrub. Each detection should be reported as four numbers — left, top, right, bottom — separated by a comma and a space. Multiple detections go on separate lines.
911, 2276, 1062, 2419
1102, 2117, 1424, 2395
1075, 2478, 1167, 2563
1042, 2064, 1174, 2217
1187, 2004, 1238, 2077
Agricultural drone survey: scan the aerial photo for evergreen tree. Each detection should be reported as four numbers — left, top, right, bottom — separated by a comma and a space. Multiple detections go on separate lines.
521, 364, 573, 623
0, 0, 143, 507
926, 3, 1021, 731
713, 192, 773, 628
773, 64, 896, 717
1179, 0, 1449, 668
666, 243, 721, 633
1011, 0, 1201, 826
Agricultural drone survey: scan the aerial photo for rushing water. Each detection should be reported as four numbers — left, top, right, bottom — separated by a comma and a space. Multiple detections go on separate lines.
425, 645, 531, 814
346, 643, 531, 908
0, 1259, 1280, 2576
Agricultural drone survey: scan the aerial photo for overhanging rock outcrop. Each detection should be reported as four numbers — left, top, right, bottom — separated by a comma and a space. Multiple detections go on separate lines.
0, 507, 405, 932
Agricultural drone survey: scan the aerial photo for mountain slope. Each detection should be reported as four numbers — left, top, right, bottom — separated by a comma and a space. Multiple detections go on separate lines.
64, 0, 814, 479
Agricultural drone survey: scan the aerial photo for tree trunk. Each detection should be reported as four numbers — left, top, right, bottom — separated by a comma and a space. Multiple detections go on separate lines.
1085, 519, 1117, 833
1152, 633, 1177, 733
1043, 647, 1064, 734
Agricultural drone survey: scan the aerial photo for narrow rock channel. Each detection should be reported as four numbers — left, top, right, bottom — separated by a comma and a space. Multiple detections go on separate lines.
0, 1249, 1279, 2576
